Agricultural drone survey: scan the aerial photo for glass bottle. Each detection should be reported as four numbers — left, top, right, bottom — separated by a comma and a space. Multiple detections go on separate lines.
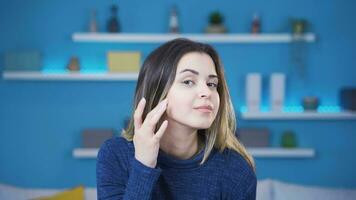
169, 5, 179, 33
89, 9, 98, 32
251, 13, 260, 34
107, 5, 120, 33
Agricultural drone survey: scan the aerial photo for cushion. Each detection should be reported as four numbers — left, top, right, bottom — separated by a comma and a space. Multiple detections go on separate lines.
257, 179, 273, 200
33, 186, 84, 200
0, 183, 61, 200
0, 183, 91, 200
274, 180, 356, 200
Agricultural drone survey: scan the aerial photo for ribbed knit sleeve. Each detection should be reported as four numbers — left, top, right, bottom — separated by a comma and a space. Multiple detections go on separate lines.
96, 139, 161, 200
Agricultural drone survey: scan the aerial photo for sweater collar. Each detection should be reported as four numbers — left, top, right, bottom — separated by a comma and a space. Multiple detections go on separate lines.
157, 147, 210, 169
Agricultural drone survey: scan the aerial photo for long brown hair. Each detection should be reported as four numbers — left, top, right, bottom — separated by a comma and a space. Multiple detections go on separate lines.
122, 38, 255, 169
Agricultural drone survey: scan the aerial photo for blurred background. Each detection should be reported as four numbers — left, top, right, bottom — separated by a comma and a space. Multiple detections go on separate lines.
1, 0, 356, 199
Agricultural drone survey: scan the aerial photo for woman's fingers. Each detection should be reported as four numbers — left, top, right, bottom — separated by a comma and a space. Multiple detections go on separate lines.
154, 120, 168, 140
133, 98, 146, 130
132, 98, 168, 168
143, 99, 168, 131
146, 99, 168, 118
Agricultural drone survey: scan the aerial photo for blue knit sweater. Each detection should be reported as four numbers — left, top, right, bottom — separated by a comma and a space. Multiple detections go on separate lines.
96, 136, 256, 200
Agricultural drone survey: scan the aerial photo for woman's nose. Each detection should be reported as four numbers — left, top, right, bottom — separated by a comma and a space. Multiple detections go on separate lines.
198, 83, 212, 98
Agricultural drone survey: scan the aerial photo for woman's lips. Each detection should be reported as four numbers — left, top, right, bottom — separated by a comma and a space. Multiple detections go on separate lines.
194, 106, 213, 113
195, 108, 212, 113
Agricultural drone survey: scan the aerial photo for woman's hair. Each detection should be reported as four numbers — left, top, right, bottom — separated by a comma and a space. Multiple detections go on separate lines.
121, 38, 255, 169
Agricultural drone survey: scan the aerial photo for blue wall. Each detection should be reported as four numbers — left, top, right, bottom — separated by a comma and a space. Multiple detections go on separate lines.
1, 0, 355, 189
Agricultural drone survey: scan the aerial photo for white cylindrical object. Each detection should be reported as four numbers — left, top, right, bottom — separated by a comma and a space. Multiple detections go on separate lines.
246, 73, 261, 112
270, 73, 285, 112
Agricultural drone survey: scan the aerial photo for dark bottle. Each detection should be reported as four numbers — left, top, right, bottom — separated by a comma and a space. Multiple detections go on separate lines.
107, 5, 120, 33
251, 13, 260, 34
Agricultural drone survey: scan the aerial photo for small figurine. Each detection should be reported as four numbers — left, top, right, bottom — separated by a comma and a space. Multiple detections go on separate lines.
107, 4, 120, 33
67, 56, 80, 71
169, 5, 179, 33
251, 13, 261, 33
89, 9, 98, 32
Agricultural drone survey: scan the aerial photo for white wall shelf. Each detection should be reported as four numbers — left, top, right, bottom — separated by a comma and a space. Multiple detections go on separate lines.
240, 111, 356, 120
72, 33, 316, 43
73, 148, 98, 158
2, 71, 138, 81
247, 148, 315, 158
73, 147, 315, 159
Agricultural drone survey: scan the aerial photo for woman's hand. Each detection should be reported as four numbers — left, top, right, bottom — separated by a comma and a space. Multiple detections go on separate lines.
133, 98, 168, 168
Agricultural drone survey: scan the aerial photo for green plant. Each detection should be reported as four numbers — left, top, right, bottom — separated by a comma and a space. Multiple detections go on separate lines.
290, 18, 308, 34
280, 130, 297, 148
209, 11, 224, 25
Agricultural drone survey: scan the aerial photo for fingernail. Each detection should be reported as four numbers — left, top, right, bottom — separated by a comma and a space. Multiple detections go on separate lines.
140, 97, 146, 103
162, 100, 168, 107
160, 99, 167, 107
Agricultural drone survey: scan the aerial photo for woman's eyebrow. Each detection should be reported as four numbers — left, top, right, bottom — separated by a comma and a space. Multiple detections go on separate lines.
179, 68, 218, 79
180, 68, 199, 75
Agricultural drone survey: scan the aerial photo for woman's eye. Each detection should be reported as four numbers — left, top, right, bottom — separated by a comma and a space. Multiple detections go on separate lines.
182, 80, 194, 86
208, 82, 218, 88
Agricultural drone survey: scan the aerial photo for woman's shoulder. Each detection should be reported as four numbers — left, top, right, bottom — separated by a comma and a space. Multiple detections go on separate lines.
213, 148, 257, 198
98, 136, 135, 161
218, 148, 251, 167
218, 148, 256, 183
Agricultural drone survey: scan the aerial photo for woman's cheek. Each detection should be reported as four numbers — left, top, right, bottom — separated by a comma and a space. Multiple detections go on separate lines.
166, 103, 177, 120
214, 95, 220, 117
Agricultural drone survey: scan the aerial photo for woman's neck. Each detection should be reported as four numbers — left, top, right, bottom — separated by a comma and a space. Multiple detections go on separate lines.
159, 120, 202, 160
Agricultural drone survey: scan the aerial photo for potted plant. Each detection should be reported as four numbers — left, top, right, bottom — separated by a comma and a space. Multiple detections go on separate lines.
291, 18, 308, 35
280, 130, 297, 148
205, 11, 227, 33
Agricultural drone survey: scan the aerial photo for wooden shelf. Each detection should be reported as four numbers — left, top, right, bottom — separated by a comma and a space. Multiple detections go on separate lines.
72, 33, 316, 43
240, 111, 356, 120
72, 147, 315, 159
2, 71, 138, 81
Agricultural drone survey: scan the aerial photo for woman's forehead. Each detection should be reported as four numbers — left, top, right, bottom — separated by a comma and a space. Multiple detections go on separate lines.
176, 52, 217, 75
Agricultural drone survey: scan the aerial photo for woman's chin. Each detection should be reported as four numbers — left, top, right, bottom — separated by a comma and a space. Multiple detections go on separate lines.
189, 121, 213, 129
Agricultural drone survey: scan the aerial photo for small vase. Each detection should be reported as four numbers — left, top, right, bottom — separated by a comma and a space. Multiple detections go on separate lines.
302, 96, 319, 111
67, 56, 80, 72
205, 24, 227, 34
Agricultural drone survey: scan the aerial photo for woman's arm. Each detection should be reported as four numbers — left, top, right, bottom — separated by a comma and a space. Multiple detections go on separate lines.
96, 140, 161, 200
97, 98, 168, 199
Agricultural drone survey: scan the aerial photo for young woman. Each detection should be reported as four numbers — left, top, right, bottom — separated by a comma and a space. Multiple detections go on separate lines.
97, 38, 256, 200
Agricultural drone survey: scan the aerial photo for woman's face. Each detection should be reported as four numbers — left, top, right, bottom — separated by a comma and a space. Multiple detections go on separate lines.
165, 52, 220, 129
